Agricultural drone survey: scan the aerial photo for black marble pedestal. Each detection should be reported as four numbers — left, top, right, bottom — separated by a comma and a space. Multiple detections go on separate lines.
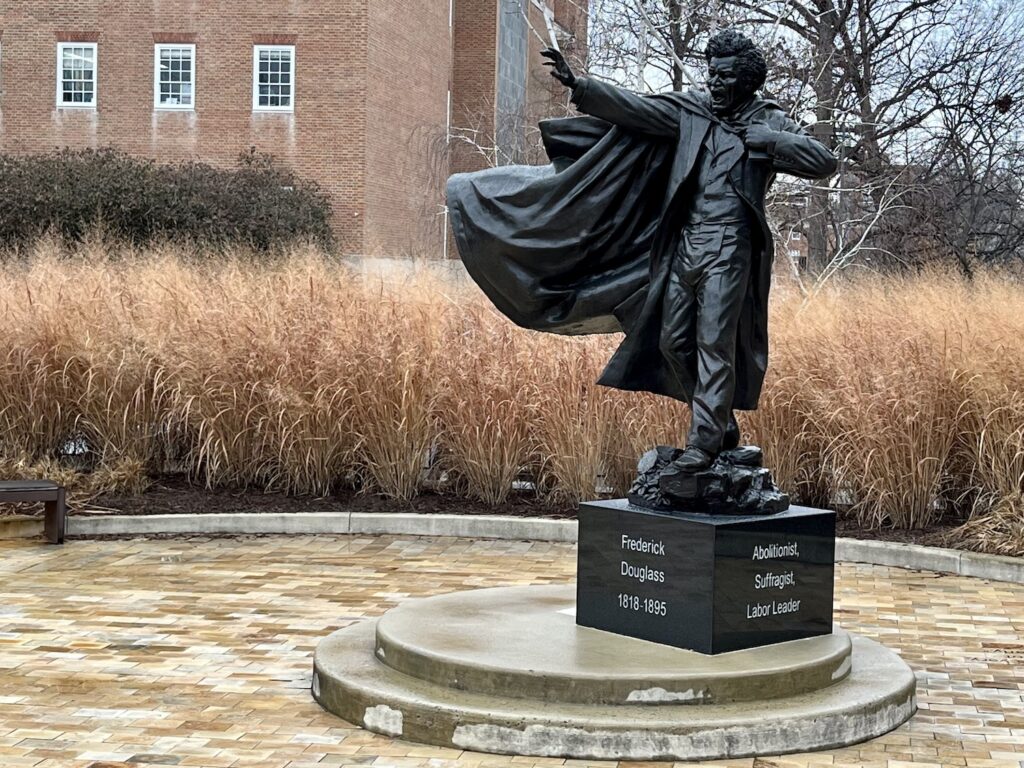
576, 500, 836, 654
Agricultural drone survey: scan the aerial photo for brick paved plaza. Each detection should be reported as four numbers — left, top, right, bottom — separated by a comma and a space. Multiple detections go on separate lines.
0, 535, 1022, 767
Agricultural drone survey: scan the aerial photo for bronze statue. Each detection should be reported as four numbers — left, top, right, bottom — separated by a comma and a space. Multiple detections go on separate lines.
447, 30, 837, 513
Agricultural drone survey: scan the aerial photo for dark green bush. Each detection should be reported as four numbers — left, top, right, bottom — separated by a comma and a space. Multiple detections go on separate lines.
0, 147, 334, 250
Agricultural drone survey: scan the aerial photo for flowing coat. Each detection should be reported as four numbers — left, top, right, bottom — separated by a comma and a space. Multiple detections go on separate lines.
446, 78, 837, 409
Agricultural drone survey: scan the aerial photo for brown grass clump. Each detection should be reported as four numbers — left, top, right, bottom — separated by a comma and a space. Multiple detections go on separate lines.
436, 308, 538, 505
0, 240, 1022, 549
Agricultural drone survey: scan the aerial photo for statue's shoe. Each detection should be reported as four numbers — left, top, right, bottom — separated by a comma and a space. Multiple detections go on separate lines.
665, 445, 715, 473
720, 445, 763, 467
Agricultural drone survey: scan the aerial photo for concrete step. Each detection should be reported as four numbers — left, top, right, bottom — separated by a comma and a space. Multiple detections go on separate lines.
373, 584, 852, 704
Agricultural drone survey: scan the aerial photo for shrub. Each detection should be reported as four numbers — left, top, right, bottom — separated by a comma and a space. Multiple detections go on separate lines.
0, 147, 334, 250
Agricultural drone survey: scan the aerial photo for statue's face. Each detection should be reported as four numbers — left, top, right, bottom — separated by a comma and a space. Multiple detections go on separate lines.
707, 56, 751, 115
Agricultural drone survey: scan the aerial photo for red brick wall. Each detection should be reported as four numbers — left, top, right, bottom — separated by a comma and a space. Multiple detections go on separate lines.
552, 0, 588, 44
0, 1, 369, 254
450, 0, 497, 175
365, 1, 451, 257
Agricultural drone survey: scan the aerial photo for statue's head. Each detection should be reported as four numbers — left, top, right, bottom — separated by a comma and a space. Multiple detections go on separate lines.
704, 30, 767, 116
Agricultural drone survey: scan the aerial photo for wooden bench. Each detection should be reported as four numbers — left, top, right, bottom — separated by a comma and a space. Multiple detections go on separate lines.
0, 481, 66, 544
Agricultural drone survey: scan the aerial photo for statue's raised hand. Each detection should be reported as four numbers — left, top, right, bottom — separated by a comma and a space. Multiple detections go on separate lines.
541, 48, 577, 88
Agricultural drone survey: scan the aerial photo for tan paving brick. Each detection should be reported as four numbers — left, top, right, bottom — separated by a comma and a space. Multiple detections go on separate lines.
0, 536, 1022, 768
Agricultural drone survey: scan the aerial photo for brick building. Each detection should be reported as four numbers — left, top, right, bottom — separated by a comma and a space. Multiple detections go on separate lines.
0, 0, 587, 257
450, 0, 587, 175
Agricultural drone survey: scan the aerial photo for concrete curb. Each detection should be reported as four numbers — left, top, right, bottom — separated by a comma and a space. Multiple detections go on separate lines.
6, 511, 1015, 585
66, 512, 580, 542
832, 538, 1024, 584
0, 515, 47, 540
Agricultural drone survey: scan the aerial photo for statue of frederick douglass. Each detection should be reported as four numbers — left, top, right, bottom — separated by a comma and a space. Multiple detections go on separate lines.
447, 30, 837, 486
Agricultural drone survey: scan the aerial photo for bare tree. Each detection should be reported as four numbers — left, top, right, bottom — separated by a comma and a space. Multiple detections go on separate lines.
586, 0, 1024, 279
589, 0, 731, 91
884, 23, 1024, 275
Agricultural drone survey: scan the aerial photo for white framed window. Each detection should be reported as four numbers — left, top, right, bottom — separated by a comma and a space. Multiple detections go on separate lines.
154, 44, 195, 110
57, 42, 97, 108
253, 45, 294, 112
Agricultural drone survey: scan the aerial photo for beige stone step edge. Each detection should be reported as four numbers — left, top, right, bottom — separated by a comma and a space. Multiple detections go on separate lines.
3, 511, 1021, 585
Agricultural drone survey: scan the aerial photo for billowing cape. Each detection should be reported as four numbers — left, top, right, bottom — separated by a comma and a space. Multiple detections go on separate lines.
446, 92, 781, 409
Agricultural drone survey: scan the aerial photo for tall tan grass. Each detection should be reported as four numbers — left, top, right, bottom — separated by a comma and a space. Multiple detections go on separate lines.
1, 238, 1022, 551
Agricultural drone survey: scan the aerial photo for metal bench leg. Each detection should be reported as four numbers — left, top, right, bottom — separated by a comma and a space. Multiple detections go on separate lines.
44, 490, 66, 545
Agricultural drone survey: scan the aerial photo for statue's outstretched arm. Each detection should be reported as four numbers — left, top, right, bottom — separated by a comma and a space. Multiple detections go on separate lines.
570, 76, 681, 138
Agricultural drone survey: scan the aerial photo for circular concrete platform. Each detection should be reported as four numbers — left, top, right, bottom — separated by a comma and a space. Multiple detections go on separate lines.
375, 585, 852, 704
313, 585, 916, 761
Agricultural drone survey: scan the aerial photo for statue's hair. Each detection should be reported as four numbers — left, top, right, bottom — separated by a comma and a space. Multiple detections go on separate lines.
705, 30, 767, 93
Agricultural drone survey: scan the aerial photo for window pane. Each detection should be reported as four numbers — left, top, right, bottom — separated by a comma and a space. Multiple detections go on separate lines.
60, 44, 96, 105
254, 46, 293, 110
156, 46, 194, 107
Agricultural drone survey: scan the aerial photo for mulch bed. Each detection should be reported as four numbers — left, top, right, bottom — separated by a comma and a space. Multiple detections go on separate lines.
83, 475, 578, 520
70, 474, 964, 549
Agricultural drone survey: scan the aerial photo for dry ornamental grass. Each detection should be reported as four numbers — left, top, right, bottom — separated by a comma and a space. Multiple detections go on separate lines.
0, 238, 1022, 553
